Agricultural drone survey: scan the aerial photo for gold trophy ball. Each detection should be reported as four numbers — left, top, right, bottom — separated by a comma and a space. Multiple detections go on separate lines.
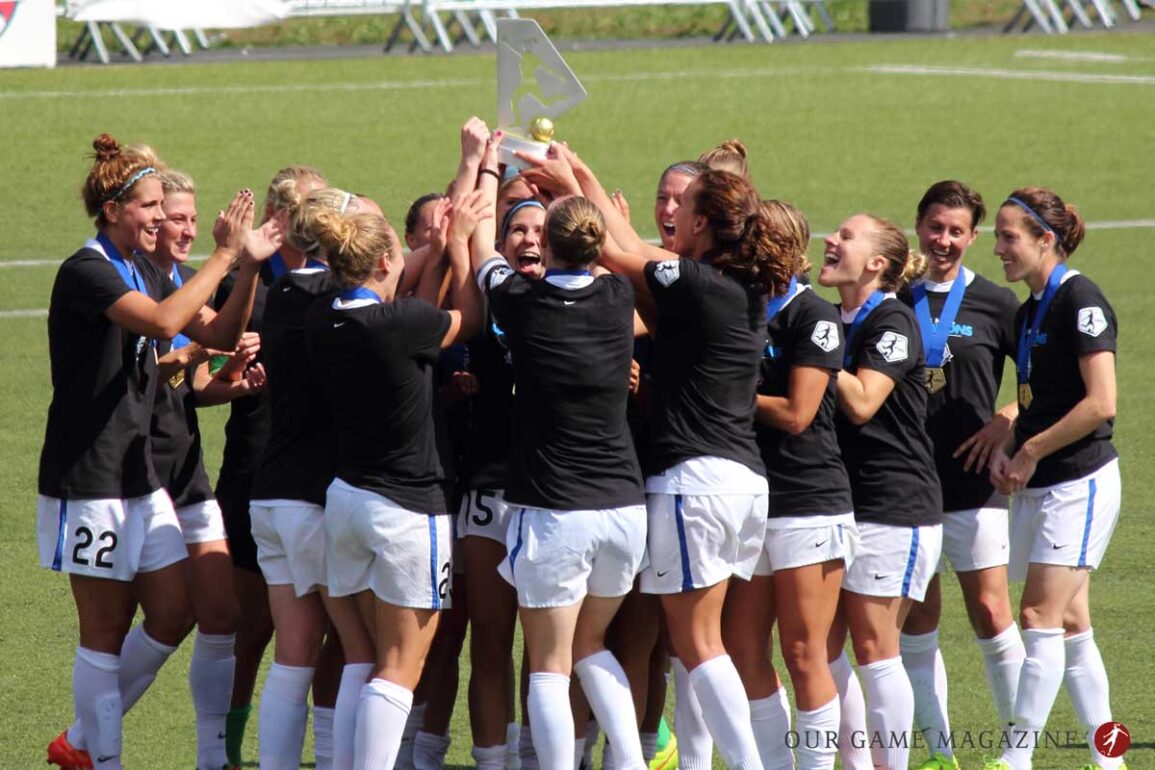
529, 116, 555, 143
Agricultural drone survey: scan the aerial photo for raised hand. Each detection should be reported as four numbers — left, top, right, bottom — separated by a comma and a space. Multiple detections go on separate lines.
449, 189, 494, 246
461, 117, 491, 166
212, 189, 255, 257
514, 143, 581, 199
427, 196, 454, 258
611, 189, 631, 224
242, 216, 284, 265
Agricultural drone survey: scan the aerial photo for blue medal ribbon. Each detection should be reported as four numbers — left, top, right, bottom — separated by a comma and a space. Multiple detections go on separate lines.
544, 268, 592, 277
269, 251, 326, 280
843, 290, 887, 367
912, 274, 967, 367
763, 277, 798, 360
1017, 263, 1068, 386
339, 286, 383, 304
169, 266, 191, 351
95, 233, 144, 293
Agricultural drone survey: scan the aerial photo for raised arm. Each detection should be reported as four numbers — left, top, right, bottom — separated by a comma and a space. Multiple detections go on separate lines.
442, 188, 491, 347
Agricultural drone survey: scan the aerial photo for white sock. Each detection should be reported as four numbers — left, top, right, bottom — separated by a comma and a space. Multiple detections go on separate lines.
575, 651, 645, 770
519, 725, 539, 770
603, 738, 619, 770
573, 737, 587, 770
672, 658, 713, 770
527, 672, 574, 770
355, 678, 414, 770
977, 623, 1026, 726
506, 722, 522, 770
830, 652, 872, 770
1065, 629, 1121, 770
749, 687, 793, 770
74, 647, 123, 770
69, 626, 177, 752
858, 656, 914, 770
396, 701, 426, 770
258, 663, 314, 770
640, 731, 659, 762
794, 696, 840, 770
314, 706, 334, 770
414, 730, 451, 770
1003, 628, 1065, 770
583, 718, 599, 766
473, 743, 508, 770
334, 663, 373, 770
190, 631, 235, 770
900, 630, 952, 756
688, 655, 762, 770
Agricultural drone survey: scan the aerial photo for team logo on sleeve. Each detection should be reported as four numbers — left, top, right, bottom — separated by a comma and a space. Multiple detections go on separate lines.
1077, 307, 1107, 337
0, 2, 20, 41
810, 321, 839, 352
653, 261, 681, 287
876, 332, 908, 363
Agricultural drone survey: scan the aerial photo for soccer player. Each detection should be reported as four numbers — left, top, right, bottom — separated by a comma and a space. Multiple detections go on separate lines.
820, 213, 944, 770
986, 188, 1123, 770
898, 181, 1025, 770
39, 134, 258, 770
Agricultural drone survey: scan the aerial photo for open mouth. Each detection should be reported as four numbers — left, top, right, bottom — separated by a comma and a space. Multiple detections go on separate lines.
662, 221, 675, 239
517, 253, 541, 272
823, 250, 840, 267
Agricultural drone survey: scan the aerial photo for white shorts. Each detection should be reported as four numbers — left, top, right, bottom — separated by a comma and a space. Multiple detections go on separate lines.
251, 500, 326, 597
937, 502, 1009, 573
1009, 459, 1121, 582
753, 514, 858, 576
843, 521, 943, 601
175, 499, 228, 545
325, 479, 453, 609
640, 492, 769, 594
37, 489, 187, 582
500, 504, 647, 608
457, 488, 516, 545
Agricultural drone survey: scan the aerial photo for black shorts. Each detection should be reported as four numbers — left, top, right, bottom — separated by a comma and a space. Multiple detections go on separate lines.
216, 469, 260, 573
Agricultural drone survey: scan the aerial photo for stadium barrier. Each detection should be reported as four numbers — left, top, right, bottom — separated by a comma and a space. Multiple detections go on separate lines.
1006, 0, 1143, 33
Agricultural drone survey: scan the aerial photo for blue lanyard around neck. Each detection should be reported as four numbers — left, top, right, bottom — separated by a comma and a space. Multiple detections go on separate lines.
912, 274, 967, 368
270, 250, 327, 279
765, 276, 798, 324
1017, 263, 1068, 384
169, 266, 191, 351
96, 233, 143, 293
545, 268, 591, 277
339, 286, 383, 304
843, 290, 887, 367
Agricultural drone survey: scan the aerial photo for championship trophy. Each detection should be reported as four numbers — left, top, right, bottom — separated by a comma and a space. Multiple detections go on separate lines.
496, 19, 587, 170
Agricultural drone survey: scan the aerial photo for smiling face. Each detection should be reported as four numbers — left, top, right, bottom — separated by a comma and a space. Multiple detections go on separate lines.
993, 205, 1057, 289
156, 191, 197, 265
104, 175, 166, 256
818, 214, 883, 289
916, 204, 977, 283
499, 205, 546, 280
405, 198, 439, 252
654, 169, 694, 251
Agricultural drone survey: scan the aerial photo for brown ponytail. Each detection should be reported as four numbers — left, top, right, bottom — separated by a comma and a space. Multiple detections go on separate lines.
864, 214, 926, 291
1004, 187, 1085, 257
545, 196, 605, 267
80, 134, 166, 227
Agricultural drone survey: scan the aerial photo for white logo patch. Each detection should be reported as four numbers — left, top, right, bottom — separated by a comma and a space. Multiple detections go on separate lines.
653, 261, 681, 287
810, 321, 839, 352
488, 264, 514, 288
876, 332, 908, 363
1077, 307, 1107, 338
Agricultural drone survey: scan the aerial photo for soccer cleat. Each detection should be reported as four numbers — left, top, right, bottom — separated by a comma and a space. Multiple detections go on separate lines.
649, 717, 678, 770
980, 759, 1011, 770
46, 731, 92, 770
1077, 765, 1128, 770
914, 752, 961, 770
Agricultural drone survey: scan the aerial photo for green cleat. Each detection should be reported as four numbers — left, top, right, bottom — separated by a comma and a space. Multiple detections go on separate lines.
1077, 765, 1128, 770
649, 716, 678, 770
914, 752, 961, 770
980, 759, 1012, 770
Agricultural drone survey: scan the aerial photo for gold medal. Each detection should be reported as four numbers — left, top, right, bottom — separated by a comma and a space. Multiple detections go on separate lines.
1018, 383, 1033, 409
169, 368, 186, 389
925, 367, 946, 395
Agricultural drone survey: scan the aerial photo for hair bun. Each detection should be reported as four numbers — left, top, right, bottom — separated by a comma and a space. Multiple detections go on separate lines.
92, 134, 121, 162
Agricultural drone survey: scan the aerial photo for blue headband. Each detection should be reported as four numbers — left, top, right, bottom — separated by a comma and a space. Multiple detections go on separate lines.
110, 166, 156, 202
1006, 196, 1060, 242
500, 199, 546, 242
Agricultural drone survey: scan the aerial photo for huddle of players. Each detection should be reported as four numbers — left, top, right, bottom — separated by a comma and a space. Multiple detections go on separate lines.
39, 123, 1122, 770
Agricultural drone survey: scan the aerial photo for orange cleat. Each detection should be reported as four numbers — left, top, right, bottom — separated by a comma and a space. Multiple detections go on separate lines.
46, 730, 92, 770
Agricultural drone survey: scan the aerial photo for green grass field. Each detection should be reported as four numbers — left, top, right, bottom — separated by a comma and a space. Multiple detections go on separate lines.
1, 27, 1153, 770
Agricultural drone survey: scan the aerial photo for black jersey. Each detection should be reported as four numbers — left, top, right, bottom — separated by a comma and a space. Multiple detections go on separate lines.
456, 308, 516, 492
306, 294, 451, 514
900, 270, 1020, 512
835, 298, 942, 527
480, 261, 644, 511
212, 262, 276, 513
40, 244, 175, 499
250, 269, 338, 506
756, 287, 853, 518
1013, 272, 1118, 488
151, 262, 215, 508
642, 258, 766, 478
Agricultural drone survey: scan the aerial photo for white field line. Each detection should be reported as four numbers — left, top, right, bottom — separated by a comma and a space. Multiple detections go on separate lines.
4, 59, 1155, 100
864, 64, 1155, 85
1014, 49, 1131, 63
